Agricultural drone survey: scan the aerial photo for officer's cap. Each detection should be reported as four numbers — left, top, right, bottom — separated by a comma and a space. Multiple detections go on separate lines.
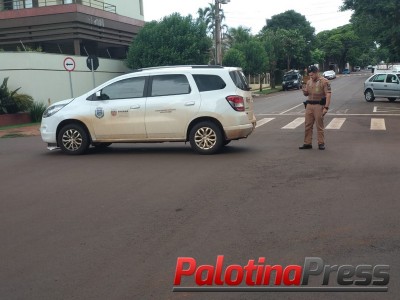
308, 65, 319, 73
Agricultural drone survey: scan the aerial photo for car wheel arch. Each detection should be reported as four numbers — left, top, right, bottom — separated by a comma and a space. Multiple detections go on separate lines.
186, 117, 225, 141
364, 89, 375, 102
56, 119, 92, 146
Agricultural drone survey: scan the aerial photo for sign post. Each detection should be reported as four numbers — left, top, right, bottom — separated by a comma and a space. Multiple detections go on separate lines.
86, 55, 99, 88
63, 57, 76, 97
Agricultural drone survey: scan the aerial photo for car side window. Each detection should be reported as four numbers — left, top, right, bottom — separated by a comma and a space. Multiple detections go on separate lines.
193, 74, 226, 92
386, 74, 398, 83
150, 74, 190, 97
99, 77, 146, 100
229, 71, 250, 91
373, 74, 386, 83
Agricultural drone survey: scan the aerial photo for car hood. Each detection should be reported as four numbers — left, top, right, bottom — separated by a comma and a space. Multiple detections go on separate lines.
50, 98, 75, 107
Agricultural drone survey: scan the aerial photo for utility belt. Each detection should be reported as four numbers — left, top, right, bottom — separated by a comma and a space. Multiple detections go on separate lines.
304, 97, 326, 107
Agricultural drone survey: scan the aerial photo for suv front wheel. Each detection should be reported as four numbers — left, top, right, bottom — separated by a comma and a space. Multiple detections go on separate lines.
58, 123, 89, 155
189, 121, 223, 154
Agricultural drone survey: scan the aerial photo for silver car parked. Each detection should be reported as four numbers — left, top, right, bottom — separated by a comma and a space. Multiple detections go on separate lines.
364, 73, 400, 102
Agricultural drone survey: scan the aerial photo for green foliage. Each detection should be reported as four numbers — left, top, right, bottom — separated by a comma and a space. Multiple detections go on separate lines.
0, 77, 34, 114
261, 11, 313, 70
316, 24, 369, 69
126, 13, 212, 69
311, 48, 325, 66
275, 29, 307, 70
222, 48, 246, 68
29, 102, 47, 123
341, 0, 400, 61
262, 10, 315, 43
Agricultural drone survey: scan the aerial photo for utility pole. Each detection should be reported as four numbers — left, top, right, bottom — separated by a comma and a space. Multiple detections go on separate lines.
214, 0, 230, 65
215, 0, 220, 65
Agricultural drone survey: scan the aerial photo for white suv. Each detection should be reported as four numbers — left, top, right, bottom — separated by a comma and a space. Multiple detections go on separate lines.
40, 66, 256, 155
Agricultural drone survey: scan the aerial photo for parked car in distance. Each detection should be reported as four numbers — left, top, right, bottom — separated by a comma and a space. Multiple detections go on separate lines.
282, 71, 302, 91
40, 65, 257, 155
354, 66, 361, 71
342, 68, 351, 74
323, 70, 336, 80
367, 65, 373, 70
364, 72, 400, 102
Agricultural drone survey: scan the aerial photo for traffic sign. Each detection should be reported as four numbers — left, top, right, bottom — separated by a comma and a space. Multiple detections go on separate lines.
86, 55, 99, 71
63, 57, 76, 72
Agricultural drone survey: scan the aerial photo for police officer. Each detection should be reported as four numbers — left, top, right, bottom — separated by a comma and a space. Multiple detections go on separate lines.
299, 65, 331, 150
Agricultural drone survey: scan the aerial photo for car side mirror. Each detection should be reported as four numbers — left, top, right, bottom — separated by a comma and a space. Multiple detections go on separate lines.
96, 91, 101, 98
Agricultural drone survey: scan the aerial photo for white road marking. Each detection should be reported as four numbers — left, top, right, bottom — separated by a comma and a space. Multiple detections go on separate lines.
255, 118, 275, 128
279, 103, 304, 115
325, 118, 346, 130
282, 117, 305, 129
370, 118, 386, 130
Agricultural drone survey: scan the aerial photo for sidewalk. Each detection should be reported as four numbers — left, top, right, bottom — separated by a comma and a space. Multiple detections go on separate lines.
0, 124, 40, 138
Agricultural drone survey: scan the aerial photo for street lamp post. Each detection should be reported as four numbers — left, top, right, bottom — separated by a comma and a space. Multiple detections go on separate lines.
215, 0, 230, 65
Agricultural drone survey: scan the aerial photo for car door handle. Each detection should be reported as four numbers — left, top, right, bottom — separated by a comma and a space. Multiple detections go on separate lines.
130, 105, 140, 109
185, 101, 195, 106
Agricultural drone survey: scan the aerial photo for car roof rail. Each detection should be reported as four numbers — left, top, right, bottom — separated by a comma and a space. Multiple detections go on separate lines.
130, 65, 225, 73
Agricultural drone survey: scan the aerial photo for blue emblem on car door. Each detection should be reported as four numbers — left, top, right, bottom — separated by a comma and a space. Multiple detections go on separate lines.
95, 107, 104, 119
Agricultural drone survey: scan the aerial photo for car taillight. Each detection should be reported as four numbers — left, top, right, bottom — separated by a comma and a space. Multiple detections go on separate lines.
226, 95, 245, 112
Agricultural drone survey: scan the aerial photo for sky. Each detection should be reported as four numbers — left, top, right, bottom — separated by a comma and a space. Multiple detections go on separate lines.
143, 0, 353, 34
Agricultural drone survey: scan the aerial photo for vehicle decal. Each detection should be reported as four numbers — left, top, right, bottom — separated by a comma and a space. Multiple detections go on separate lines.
95, 107, 104, 119
111, 109, 117, 116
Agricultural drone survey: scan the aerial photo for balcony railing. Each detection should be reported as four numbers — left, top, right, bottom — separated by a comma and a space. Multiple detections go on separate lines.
1, 0, 116, 14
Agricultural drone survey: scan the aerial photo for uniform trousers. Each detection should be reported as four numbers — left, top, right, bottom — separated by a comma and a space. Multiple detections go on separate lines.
304, 104, 324, 145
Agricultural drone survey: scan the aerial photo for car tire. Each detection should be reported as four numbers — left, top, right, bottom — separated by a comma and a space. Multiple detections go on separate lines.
388, 98, 396, 102
365, 89, 375, 102
58, 123, 89, 155
189, 121, 223, 154
92, 142, 112, 148
223, 140, 231, 146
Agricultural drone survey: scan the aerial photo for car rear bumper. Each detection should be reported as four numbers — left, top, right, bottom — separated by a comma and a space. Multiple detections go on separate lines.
224, 123, 254, 140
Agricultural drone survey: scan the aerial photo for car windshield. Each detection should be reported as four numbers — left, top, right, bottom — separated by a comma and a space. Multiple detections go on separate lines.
284, 75, 298, 81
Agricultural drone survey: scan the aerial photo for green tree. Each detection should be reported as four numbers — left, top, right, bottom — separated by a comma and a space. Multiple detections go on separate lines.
259, 30, 279, 88
222, 48, 246, 68
262, 10, 315, 43
341, 0, 400, 61
316, 24, 367, 70
311, 48, 326, 69
126, 13, 212, 69
275, 29, 307, 70
261, 10, 314, 70
0, 77, 34, 114
225, 26, 252, 48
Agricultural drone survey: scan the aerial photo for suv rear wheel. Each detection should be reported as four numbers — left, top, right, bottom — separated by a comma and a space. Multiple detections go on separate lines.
58, 124, 89, 155
365, 89, 375, 102
189, 121, 223, 154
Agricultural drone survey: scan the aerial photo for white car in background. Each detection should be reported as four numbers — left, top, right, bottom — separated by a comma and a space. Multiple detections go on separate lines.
323, 70, 336, 79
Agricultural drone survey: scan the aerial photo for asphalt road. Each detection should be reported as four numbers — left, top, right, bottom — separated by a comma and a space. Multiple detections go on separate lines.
1, 71, 399, 300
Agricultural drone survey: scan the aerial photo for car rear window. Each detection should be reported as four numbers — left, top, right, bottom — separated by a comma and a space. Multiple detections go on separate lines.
193, 74, 226, 92
229, 70, 250, 91
284, 75, 298, 80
